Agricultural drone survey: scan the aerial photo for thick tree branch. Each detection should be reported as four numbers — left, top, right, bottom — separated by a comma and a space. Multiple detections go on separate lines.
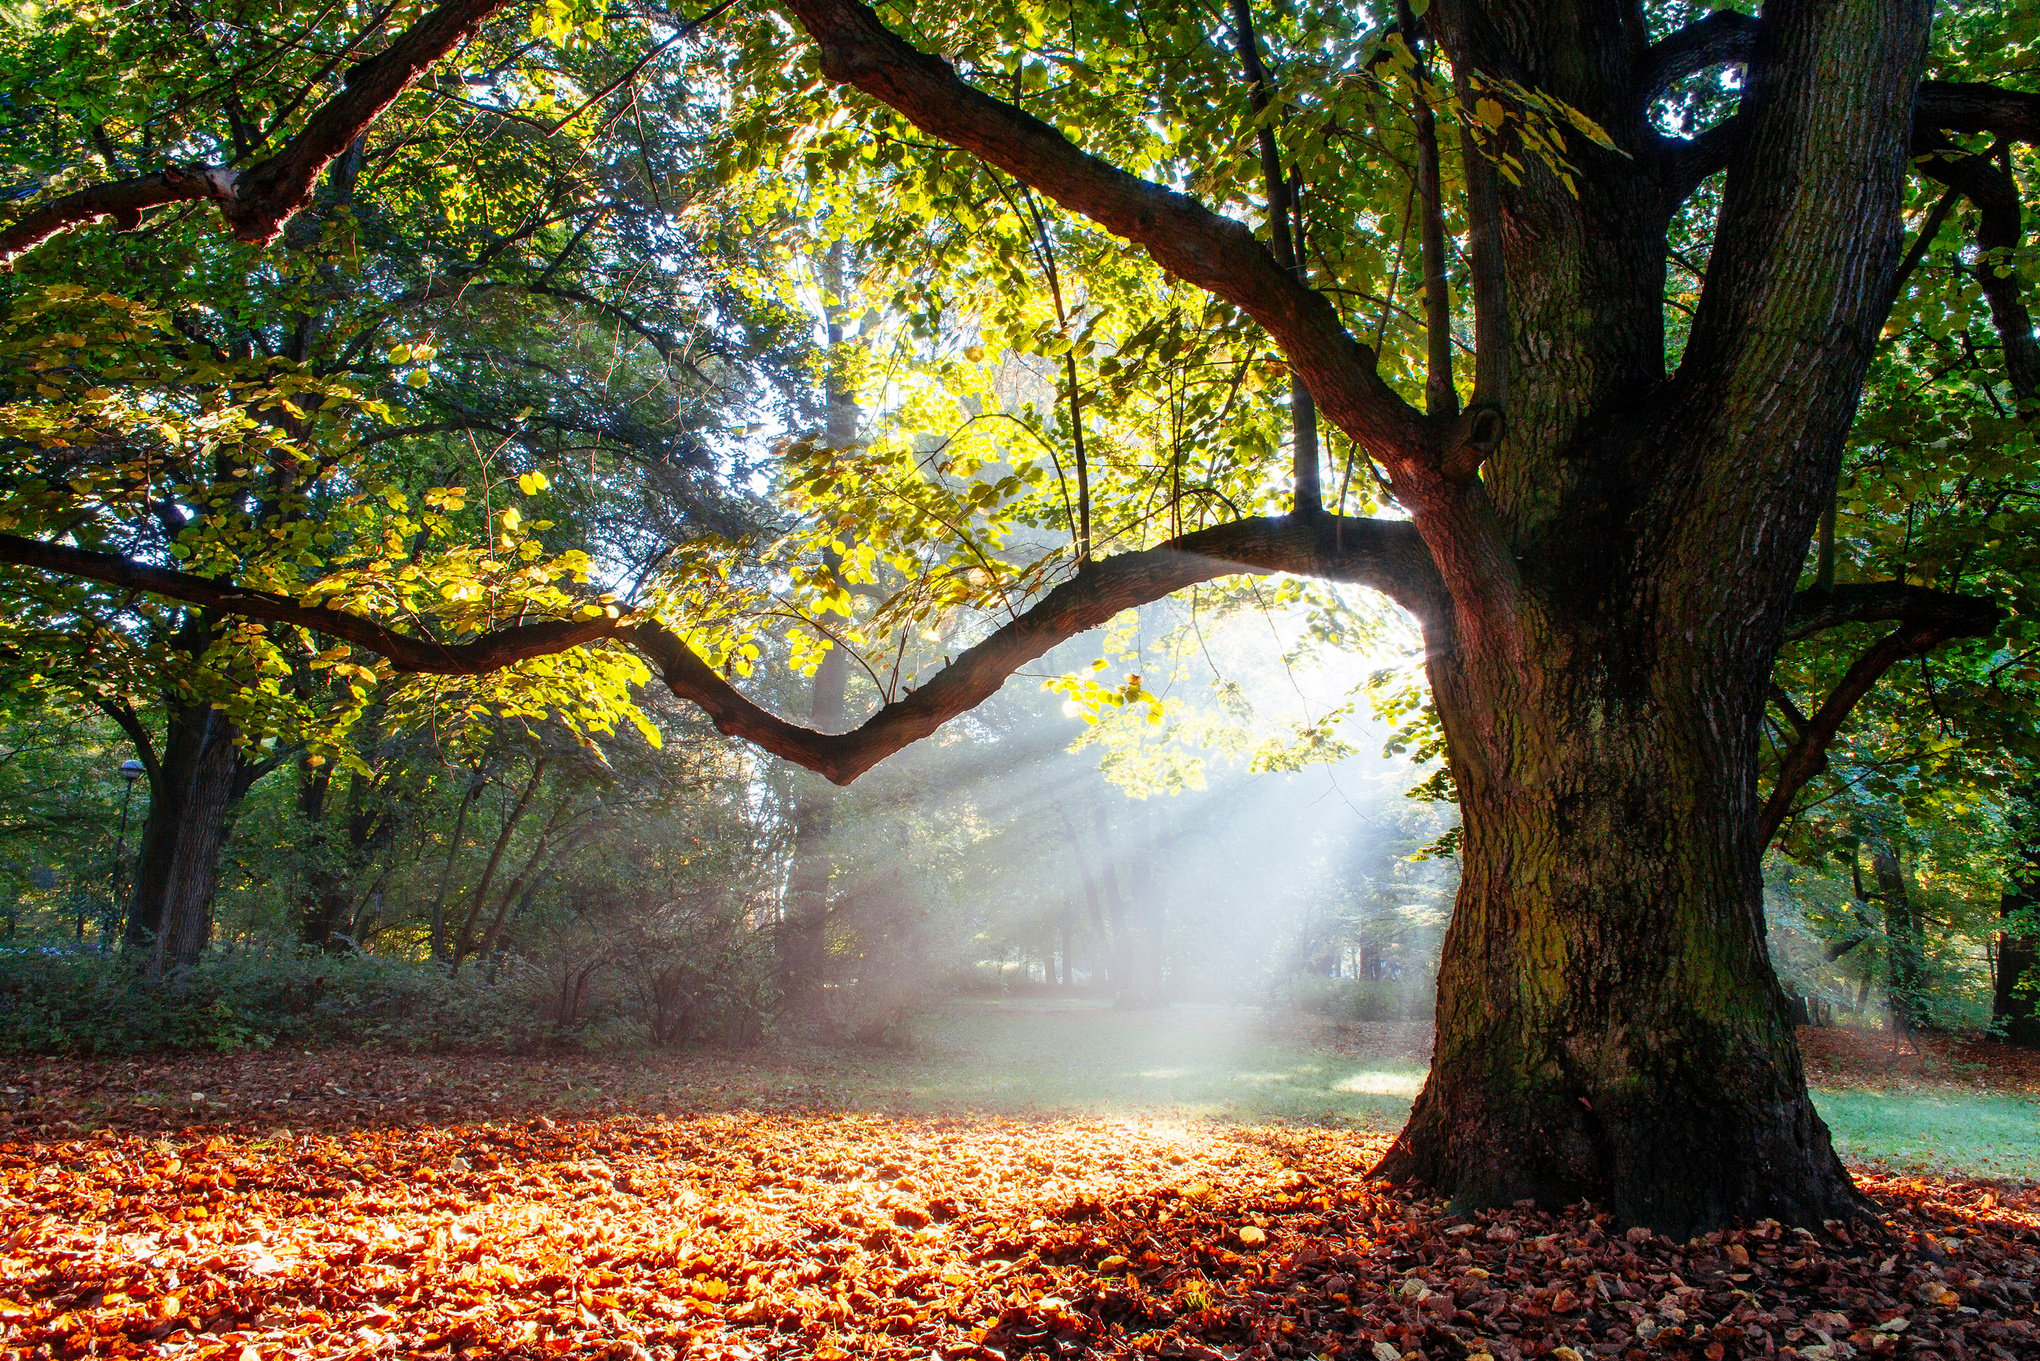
0, 0, 510, 267
1673, 0, 1932, 521
1916, 80, 2040, 145
0, 534, 627, 674
0, 516, 1439, 787
1658, 110, 1745, 200
1763, 585, 2001, 844
1784, 581, 2001, 642
1913, 137, 2040, 406
633, 514, 1441, 784
1638, 10, 1756, 109
777, 0, 1448, 491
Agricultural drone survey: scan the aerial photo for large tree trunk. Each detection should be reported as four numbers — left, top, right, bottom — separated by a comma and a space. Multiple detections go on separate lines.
1995, 889, 2039, 1047
1994, 798, 2040, 1046
1365, 0, 1927, 1234
1380, 631, 1865, 1233
292, 765, 359, 951
125, 703, 244, 973
1873, 844, 1931, 1033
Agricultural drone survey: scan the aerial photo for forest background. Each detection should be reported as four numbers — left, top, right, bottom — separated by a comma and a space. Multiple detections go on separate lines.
0, 0, 2031, 1070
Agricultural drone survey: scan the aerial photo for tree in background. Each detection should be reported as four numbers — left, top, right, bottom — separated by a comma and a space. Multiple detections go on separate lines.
1992, 792, 2040, 1044
0, 0, 808, 966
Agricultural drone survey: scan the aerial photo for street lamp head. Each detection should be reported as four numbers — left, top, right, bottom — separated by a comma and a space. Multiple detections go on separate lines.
119, 759, 145, 784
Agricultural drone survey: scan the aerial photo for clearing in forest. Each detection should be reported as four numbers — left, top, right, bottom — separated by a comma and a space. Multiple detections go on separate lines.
1, 1010, 2035, 1360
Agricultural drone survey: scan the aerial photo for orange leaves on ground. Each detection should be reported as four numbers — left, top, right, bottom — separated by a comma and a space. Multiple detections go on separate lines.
0, 1051, 2035, 1360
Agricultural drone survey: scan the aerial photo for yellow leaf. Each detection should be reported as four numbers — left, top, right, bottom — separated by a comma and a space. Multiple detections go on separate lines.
518, 470, 551, 494
1236, 1225, 1266, 1246
1475, 97, 1505, 130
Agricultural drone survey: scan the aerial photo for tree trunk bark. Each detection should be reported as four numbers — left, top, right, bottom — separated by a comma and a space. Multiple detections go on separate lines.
1994, 890, 2039, 1047
1993, 800, 2039, 1046
292, 765, 360, 950
125, 704, 243, 973
1377, 606, 1869, 1235
1873, 844, 1931, 1033
1363, 0, 1931, 1236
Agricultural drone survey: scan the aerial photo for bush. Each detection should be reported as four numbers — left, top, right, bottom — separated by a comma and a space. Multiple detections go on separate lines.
1277, 974, 1432, 1024
0, 943, 639, 1054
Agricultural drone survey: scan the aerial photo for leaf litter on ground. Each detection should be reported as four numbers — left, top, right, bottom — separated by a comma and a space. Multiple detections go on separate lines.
0, 1049, 2034, 1360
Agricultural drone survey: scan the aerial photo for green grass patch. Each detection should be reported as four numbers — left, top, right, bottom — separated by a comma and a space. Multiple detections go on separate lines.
850, 1004, 2036, 1181
1813, 1088, 2040, 1180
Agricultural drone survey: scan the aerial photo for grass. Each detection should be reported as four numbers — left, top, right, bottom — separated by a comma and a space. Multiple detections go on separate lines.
852, 1002, 2038, 1181
1814, 1088, 2040, 1180
859, 1000, 1431, 1125
8, 998, 2031, 1182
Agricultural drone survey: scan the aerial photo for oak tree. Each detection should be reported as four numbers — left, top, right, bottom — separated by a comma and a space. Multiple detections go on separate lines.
5, 0, 2039, 1232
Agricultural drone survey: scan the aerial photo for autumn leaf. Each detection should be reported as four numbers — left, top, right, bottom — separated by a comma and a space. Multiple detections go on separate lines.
0, 1049, 2032, 1361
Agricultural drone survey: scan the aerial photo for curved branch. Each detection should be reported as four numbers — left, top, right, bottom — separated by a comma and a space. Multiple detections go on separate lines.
1659, 110, 1745, 199
0, 514, 1438, 788
1638, 10, 1756, 109
1763, 588, 2002, 845
0, 533, 628, 673
777, 0, 1445, 489
0, 0, 510, 267
632, 513, 1441, 783
1912, 136, 2040, 406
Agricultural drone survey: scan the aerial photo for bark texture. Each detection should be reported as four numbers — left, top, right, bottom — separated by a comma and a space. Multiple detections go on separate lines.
1994, 798, 2040, 1047
125, 703, 246, 973
1369, 0, 1933, 1232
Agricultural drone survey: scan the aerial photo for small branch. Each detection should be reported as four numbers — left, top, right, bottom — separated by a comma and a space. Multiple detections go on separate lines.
1229, 0, 1320, 514
0, 0, 511, 266
1767, 683, 1811, 737
1400, 2, 1457, 421
1429, 4, 1510, 456
1762, 591, 2002, 844
1889, 179, 1964, 303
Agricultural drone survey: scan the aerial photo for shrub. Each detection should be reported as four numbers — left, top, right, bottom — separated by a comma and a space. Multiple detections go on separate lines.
1277, 974, 1432, 1024
0, 942, 611, 1054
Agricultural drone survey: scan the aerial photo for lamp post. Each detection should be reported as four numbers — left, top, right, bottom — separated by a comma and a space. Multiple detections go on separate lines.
107, 758, 144, 948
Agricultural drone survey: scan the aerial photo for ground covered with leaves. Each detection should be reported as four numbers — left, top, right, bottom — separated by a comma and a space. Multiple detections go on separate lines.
1, 1048, 2035, 1361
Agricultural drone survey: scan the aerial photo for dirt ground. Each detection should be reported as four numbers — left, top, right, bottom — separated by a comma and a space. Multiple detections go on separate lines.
1796, 1027, 2040, 1095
